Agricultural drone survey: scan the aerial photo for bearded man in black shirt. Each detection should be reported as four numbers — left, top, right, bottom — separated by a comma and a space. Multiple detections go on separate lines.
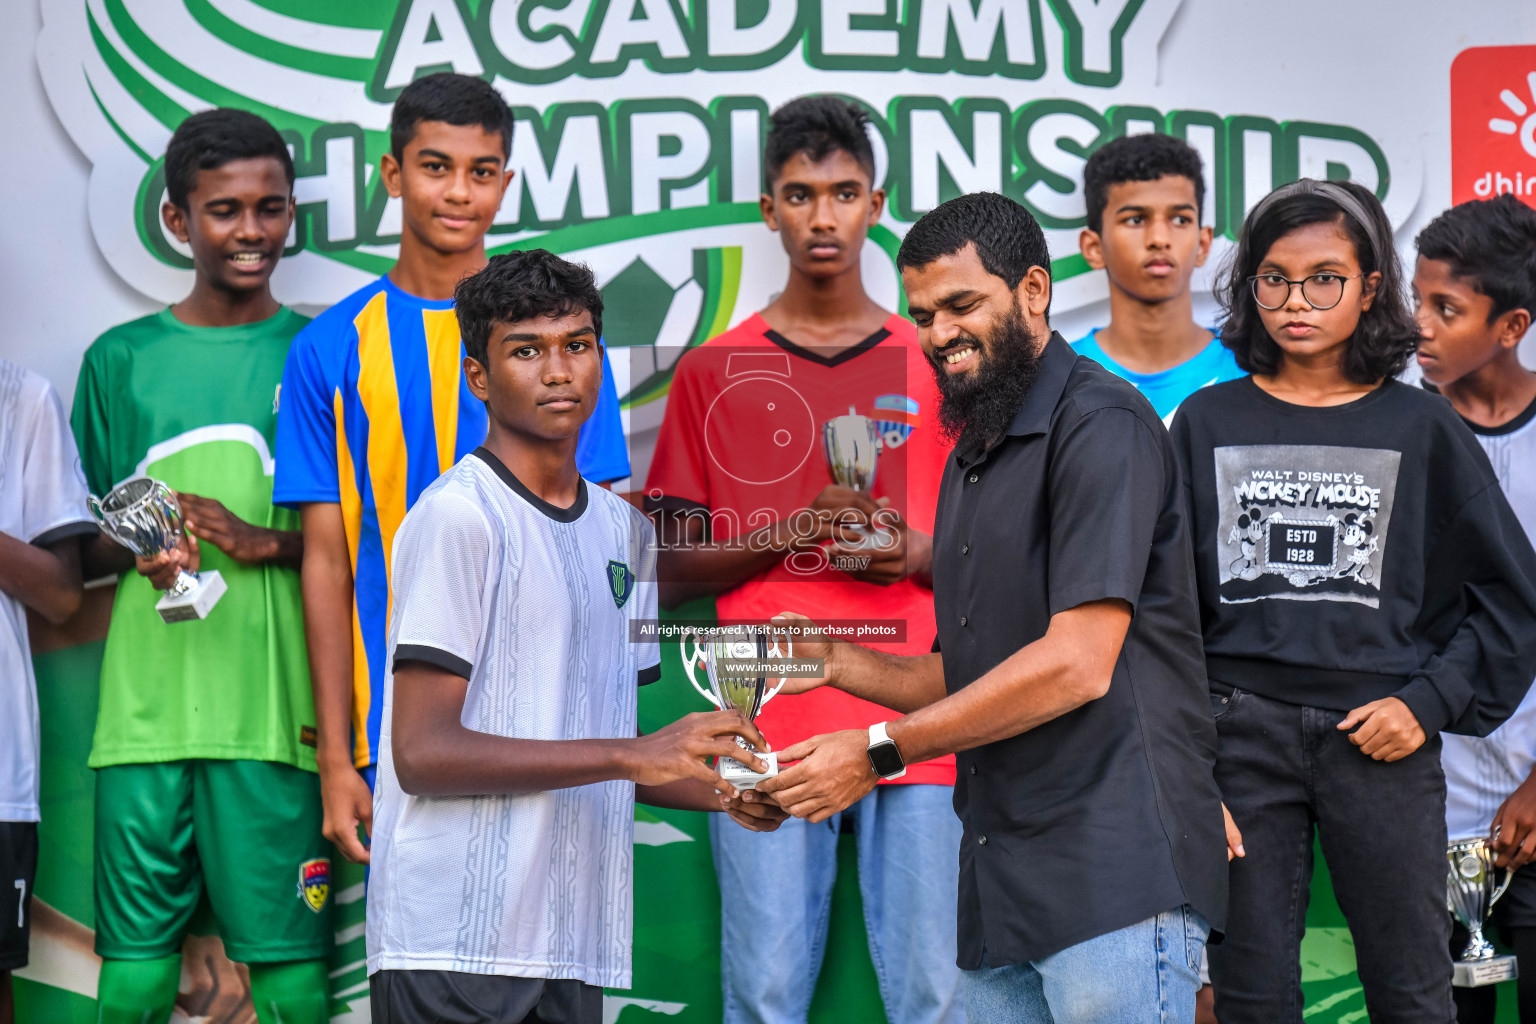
755, 192, 1235, 1024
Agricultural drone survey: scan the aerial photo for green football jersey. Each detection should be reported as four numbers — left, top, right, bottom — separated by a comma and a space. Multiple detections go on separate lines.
72, 307, 316, 771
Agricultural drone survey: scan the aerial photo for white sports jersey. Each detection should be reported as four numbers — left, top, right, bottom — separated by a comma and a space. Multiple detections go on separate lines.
1443, 397, 1536, 840
367, 448, 660, 987
0, 360, 94, 821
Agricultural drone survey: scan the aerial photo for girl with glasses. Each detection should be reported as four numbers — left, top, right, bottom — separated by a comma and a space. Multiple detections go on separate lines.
1168, 178, 1536, 1023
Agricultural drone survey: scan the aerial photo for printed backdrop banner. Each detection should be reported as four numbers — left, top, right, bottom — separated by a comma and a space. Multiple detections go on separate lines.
9, 0, 1536, 1022
23, 2, 1536, 439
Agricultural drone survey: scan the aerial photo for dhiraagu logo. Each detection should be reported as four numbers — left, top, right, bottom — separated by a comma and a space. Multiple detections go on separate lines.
1488, 75, 1536, 159
37, 0, 1415, 414
1452, 45, 1536, 208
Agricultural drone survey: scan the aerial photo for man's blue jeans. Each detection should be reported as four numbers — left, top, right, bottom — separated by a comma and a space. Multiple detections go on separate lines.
710, 782, 964, 1024
961, 905, 1209, 1024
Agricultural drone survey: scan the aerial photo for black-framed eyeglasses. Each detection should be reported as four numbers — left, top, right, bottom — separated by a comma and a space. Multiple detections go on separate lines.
1248, 273, 1361, 311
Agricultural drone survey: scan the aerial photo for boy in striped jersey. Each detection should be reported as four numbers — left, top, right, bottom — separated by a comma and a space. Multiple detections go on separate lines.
274, 74, 630, 867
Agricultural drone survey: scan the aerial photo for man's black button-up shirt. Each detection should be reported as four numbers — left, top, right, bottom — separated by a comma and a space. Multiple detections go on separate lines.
931, 332, 1227, 968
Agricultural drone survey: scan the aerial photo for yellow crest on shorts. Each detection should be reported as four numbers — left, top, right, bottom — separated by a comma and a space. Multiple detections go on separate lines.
298, 857, 330, 913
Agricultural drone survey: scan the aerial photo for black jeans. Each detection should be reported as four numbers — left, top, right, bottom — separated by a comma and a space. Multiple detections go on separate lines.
1207, 684, 1455, 1024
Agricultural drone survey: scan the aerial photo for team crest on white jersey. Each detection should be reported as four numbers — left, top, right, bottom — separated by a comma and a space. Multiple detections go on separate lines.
607, 560, 635, 608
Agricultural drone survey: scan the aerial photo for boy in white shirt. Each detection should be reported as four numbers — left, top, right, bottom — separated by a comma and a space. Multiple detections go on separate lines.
1415, 194, 1536, 1024
366, 250, 784, 1024
0, 360, 93, 1024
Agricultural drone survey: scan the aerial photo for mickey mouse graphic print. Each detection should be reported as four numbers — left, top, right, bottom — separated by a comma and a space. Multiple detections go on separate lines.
1171, 376, 1536, 732
1213, 444, 1400, 607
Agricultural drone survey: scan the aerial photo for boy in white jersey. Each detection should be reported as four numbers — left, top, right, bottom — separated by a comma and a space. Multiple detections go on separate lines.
0, 361, 92, 1024
1414, 194, 1536, 1023
367, 250, 785, 1024
1074, 133, 1242, 425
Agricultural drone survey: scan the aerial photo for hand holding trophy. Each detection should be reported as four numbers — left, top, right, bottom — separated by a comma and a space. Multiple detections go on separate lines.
821, 406, 886, 548
89, 476, 227, 623
681, 624, 793, 789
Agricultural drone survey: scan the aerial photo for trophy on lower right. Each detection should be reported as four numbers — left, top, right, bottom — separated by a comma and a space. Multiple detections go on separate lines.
1447, 835, 1519, 987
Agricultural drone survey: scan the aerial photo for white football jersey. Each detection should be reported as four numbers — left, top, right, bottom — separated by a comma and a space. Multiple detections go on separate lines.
367, 448, 660, 987
1443, 400, 1536, 840
0, 360, 94, 821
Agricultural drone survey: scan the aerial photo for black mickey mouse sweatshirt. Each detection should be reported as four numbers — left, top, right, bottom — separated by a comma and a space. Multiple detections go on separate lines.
1169, 376, 1536, 737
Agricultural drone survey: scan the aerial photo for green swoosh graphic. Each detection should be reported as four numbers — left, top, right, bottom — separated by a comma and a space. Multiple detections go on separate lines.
184, 0, 374, 81
85, 75, 151, 163
244, 0, 392, 31
103, 0, 332, 135
89, 5, 189, 132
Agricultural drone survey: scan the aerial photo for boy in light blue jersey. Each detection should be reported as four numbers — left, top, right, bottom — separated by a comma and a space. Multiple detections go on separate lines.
1074, 134, 1242, 423
1076, 133, 1238, 1022
1073, 328, 1242, 423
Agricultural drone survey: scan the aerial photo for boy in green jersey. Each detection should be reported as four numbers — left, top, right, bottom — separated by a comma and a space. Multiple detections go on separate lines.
73, 109, 329, 1024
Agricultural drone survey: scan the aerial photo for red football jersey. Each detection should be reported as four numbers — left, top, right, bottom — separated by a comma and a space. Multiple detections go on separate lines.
647, 313, 955, 785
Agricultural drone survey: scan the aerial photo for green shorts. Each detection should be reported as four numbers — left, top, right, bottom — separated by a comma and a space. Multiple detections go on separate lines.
93, 759, 333, 962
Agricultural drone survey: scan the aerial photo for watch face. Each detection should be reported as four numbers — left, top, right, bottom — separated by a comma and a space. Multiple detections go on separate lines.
867, 740, 905, 778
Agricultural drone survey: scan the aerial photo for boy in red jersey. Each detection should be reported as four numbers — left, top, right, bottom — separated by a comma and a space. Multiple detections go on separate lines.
645, 96, 961, 1024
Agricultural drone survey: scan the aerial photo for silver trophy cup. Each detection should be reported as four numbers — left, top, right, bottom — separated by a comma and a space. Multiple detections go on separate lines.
680, 624, 793, 789
822, 406, 886, 549
1447, 836, 1519, 987
89, 476, 227, 623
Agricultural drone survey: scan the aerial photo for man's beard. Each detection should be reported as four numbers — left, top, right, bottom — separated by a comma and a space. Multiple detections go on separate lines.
929, 303, 1044, 453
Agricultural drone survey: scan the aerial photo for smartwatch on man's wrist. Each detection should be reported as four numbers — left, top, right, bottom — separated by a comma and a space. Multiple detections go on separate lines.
867, 722, 908, 780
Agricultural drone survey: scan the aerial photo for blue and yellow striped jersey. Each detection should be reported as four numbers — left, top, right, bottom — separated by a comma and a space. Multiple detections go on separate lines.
274, 275, 628, 767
